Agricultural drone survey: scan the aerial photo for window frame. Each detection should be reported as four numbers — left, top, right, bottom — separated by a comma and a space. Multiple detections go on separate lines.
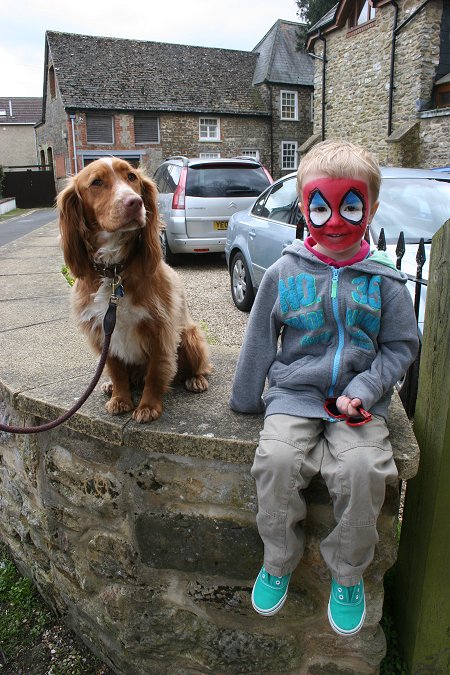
349, 0, 376, 28
240, 149, 260, 160
280, 90, 299, 121
86, 113, 114, 144
134, 114, 160, 144
281, 141, 298, 171
199, 117, 220, 141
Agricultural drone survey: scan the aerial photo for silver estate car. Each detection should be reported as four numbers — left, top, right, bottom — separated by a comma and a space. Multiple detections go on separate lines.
153, 156, 272, 264
225, 167, 450, 322
225, 167, 450, 416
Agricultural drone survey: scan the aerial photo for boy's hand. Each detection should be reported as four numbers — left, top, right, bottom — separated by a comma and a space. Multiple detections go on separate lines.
336, 395, 362, 417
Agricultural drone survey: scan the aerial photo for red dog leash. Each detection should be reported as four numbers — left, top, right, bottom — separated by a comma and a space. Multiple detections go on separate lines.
0, 300, 117, 435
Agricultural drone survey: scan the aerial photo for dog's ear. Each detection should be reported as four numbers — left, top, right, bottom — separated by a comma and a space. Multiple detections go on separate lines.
57, 180, 91, 279
140, 172, 163, 274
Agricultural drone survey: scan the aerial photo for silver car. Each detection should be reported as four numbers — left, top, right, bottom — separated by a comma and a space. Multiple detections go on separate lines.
225, 167, 450, 321
153, 156, 272, 264
225, 167, 450, 416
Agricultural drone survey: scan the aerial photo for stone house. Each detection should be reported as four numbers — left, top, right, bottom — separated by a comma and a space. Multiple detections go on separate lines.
0, 97, 42, 168
304, 0, 450, 167
36, 21, 314, 190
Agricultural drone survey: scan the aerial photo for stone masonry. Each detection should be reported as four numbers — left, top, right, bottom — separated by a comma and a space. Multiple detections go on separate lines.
308, 0, 449, 168
0, 223, 420, 674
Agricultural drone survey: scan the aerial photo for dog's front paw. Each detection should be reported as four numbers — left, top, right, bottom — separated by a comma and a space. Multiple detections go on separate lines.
101, 381, 113, 397
105, 396, 133, 415
185, 375, 209, 393
132, 405, 162, 423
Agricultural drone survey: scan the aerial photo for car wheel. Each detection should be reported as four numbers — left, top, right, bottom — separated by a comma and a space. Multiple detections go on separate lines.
231, 252, 255, 312
162, 231, 180, 266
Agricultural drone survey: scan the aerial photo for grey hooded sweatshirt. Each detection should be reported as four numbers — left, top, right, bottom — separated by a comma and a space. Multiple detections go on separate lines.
230, 241, 419, 420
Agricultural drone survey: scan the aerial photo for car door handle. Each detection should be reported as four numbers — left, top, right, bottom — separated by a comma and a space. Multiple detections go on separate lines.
249, 229, 256, 239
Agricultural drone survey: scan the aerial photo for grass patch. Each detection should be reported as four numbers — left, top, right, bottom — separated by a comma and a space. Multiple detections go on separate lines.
0, 541, 111, 674
61, 264, 75, 287
199, 320, 218, 345
0, 542, 53, 666
0, 208, 29, 222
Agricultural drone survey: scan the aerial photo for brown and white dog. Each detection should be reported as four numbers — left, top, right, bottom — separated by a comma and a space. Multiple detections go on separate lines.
58, 157, 211, 423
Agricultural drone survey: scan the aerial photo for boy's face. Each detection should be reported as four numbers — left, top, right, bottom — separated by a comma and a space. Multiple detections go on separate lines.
300, 175, 378, 259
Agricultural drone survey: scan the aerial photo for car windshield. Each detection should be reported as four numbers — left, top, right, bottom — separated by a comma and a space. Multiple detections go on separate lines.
372, 177, 450, 243
186, 164, 270, 198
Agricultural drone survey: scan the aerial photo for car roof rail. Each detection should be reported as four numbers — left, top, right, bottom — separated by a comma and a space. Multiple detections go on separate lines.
165, 155, 189, 166
232, 156, 261, 164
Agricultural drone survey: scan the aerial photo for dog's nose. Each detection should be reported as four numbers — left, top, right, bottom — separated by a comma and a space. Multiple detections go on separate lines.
124, 194, 143, 212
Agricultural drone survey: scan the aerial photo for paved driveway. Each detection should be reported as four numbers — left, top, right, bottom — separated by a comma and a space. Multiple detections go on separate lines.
174, 253, 249, 347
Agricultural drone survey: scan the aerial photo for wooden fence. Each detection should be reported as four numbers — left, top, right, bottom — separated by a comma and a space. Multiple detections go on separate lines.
394, 219, 450, 673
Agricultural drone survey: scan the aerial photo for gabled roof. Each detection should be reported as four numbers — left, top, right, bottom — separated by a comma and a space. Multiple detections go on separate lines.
252, 20, 314, 86
306, 0, 390, 49
45, 31, 269, 116
0, 97, 42, 124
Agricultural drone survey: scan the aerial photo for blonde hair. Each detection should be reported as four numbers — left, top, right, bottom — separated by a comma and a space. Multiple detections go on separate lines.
297, 139, 381, 202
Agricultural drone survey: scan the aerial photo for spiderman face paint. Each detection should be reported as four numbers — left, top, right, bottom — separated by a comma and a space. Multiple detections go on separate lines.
302, 177, 370, 253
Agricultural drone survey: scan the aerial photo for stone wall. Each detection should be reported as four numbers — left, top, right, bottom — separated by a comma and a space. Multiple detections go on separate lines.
258, 83, 314, 178
309, 0, 449, 168
0, 364, 420, 675
0, 221, 421, 673
36, 62, 72, 191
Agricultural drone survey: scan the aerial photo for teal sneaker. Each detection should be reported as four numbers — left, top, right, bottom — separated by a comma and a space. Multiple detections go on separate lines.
328, 578, 366, 636
251, 566, 291, 616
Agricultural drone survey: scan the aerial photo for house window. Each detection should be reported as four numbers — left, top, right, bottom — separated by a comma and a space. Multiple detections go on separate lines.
281, 91, 298, 120
199, 152, 221, 159
199, 117, 220, 141
310, 92, 314, 122
282, 142, 298, 171
350, 0, 376, 27
241, 149, 260, 160
49, 66, 56, 99
134, 114, 160, 143
86, 113, 114, 144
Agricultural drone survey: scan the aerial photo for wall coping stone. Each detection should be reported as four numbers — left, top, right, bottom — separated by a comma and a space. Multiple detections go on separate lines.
0, 220, 419, 477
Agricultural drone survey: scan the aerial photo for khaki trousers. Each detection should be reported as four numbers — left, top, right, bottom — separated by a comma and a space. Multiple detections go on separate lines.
251, 414, 398, 586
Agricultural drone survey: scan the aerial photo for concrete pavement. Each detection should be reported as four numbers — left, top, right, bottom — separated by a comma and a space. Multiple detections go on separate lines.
0, 219, 419, 476
0, 219, 263, 458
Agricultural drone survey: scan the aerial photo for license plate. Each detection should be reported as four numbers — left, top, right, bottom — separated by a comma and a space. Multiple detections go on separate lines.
214, 221, 228, 230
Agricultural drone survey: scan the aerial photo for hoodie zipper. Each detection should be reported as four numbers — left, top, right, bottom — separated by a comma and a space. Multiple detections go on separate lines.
328, 267, 344, 397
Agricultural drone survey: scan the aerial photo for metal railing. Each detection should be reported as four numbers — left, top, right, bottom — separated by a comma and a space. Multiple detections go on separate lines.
377, 228, 427, 417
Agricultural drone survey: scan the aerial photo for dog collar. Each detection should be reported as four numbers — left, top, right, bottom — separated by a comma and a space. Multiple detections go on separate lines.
92, 233, 142, 278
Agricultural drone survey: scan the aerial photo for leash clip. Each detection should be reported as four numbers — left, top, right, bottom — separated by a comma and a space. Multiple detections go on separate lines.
110, 274, 124, 302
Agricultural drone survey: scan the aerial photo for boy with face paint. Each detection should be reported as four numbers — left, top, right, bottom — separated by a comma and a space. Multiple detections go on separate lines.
230, 140, 418, 635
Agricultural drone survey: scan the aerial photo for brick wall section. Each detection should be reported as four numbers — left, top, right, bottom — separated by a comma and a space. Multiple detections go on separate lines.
309, 0, 448, 168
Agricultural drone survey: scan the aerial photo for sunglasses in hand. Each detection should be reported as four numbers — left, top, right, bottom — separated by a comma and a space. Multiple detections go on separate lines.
324, 398, 372, 427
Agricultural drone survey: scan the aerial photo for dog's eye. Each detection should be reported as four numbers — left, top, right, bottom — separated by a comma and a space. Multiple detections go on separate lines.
91, 178, 103, 187
128, 173, 137, 182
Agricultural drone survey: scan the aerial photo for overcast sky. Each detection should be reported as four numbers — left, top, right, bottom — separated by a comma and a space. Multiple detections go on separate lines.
1, 0, 301, 97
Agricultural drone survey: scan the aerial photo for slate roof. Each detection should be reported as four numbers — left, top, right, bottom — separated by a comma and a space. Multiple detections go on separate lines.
0, 97, 42, 124
252, 20, 314, 86
308, 3, 339, 34
46, 31, 269, 116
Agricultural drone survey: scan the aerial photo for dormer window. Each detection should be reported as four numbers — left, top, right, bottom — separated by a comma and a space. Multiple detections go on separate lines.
349, 0, 376, 28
